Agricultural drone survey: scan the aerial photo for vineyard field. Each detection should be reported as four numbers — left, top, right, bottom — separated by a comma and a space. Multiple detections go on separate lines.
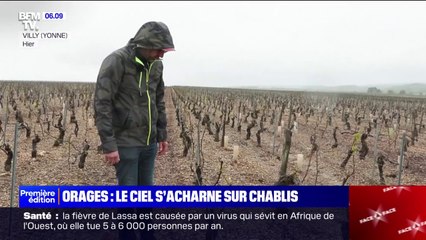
0, 82, 425, 207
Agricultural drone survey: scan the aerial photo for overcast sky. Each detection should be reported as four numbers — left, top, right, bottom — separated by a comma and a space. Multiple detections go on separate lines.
1, 1, 426, 88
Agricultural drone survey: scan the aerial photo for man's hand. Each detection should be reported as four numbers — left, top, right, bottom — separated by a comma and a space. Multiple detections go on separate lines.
158, 141, 168, 155
104, 151, 120, 166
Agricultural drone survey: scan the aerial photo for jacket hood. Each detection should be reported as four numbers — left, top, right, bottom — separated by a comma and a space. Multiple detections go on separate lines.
129, 21, 175, 50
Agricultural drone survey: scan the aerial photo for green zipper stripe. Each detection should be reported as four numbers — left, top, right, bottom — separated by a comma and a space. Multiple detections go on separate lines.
135, 57, 144, 89
146, 70, 151, 145
135, 57, 144, 66
135, 56, 158, 146
138, 72, 142, 92
146, 60, 158, 145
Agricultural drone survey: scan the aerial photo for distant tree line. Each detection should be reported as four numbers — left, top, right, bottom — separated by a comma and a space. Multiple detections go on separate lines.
367, 87, 424, 96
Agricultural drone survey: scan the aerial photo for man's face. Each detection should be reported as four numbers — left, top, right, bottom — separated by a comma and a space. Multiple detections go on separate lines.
138, 48, 166, 61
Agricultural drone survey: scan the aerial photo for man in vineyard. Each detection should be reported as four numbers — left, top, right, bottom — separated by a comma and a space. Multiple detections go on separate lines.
95, 22, 174, 240
94, 21, 173, 186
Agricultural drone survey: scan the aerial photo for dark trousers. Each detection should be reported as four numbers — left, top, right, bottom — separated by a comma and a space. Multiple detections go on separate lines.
115, 143, 157, 186
115, 143, 157, 240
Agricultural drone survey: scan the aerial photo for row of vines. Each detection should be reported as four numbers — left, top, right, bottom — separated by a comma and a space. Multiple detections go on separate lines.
0, 81, 105, 207
169, 86, 425, 186
0, 82, 425, 207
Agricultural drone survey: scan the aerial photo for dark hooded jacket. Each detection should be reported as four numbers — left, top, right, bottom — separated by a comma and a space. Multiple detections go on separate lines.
94, 22, 174, 153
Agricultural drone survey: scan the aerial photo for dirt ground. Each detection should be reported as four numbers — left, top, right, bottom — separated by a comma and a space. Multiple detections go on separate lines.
0, 88, 425, 207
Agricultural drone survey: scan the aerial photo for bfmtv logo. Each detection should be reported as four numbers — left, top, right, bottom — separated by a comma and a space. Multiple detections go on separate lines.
359, 208, 396, 224
18, 12, 41, 31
